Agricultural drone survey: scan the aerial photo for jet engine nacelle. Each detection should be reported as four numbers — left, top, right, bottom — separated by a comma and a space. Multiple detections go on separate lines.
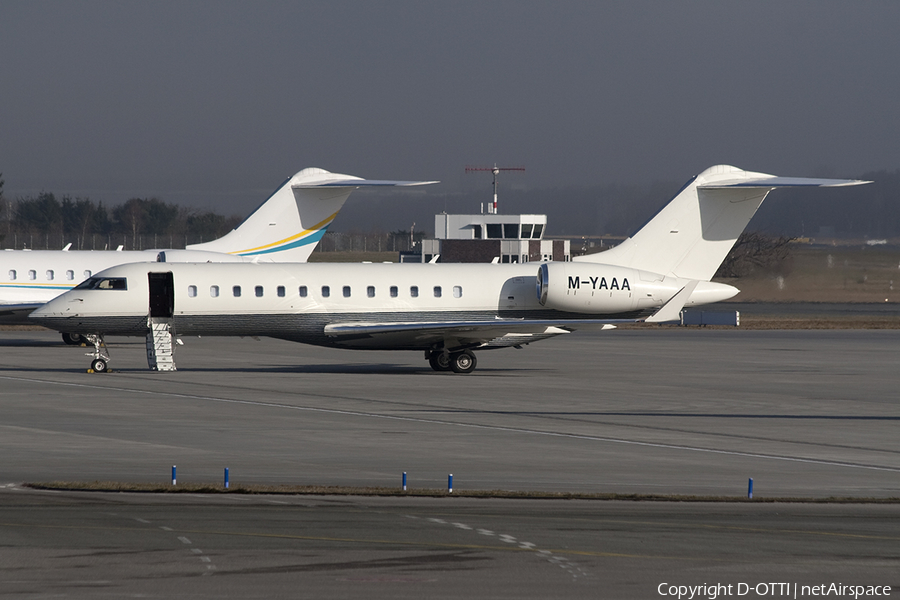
536, 262, 742, 314
536, 262, 683, 314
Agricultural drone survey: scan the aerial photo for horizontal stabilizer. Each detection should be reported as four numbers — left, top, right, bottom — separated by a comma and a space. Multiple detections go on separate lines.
700, 176, 871, 189
295, 179, 439, 188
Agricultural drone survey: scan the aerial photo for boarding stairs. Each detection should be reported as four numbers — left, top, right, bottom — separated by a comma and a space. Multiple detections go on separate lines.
146, 316, 176, 371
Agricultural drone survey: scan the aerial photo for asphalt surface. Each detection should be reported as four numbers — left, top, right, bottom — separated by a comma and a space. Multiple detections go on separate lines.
1, 487, 898, 599
1, 328, 898, 597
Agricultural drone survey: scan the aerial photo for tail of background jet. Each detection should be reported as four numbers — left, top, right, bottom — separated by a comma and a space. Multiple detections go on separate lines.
574, 165, 870, 281
189, 168, 436, 262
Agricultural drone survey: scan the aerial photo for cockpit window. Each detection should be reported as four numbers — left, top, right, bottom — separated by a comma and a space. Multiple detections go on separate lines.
74, 277, 128, 291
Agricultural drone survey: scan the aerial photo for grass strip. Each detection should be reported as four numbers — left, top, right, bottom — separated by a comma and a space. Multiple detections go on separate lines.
23, 481, 900, 503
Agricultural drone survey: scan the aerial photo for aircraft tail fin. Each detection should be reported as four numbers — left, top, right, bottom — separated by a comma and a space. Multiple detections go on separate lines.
574, 165, 870, 281
188, 168, 437, 262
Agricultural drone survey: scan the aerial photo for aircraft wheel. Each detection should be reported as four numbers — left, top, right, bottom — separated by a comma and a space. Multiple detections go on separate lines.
90, 358, 108, 373
428, 351, 451, 371
450, 350, 477, 374
62, 332, 83, 346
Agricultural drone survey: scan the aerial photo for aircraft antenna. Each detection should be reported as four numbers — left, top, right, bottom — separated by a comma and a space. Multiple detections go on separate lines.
465, 164, 525, 214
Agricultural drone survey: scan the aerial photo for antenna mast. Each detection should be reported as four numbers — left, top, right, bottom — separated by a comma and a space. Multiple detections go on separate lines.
465, 164, 525, 214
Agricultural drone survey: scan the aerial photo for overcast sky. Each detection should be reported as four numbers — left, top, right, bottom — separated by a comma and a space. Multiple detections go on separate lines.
2, 1, 898, 223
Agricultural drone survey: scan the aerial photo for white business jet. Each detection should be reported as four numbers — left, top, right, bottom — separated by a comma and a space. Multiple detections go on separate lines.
2, 167, 436, 342
30, 165, 869, 374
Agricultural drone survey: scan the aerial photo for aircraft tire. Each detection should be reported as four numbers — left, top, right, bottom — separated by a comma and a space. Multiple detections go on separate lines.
62, 332, 84, 346
450, 350, 477, 374
429, 351, 451, 371
90, 358, 108, 373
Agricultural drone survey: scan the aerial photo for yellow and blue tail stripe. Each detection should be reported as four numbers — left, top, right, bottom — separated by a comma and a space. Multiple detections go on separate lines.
232, 212, 337, 257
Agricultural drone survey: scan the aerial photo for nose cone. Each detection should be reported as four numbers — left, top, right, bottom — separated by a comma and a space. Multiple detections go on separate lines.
28, 292, 80, 330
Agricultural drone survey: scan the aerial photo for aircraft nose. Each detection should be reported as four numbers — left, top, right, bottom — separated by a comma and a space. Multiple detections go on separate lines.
29, 295, 75, 320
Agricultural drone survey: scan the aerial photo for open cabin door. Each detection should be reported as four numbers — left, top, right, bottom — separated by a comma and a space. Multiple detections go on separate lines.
147, 271, 176, 371
148, 272, 175, 318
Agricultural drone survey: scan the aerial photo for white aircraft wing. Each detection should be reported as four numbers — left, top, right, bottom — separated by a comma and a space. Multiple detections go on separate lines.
0, 303, 44, 324
324, 318, 625, 350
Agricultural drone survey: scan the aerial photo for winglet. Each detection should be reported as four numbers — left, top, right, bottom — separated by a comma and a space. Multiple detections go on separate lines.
645, 280, 699, 323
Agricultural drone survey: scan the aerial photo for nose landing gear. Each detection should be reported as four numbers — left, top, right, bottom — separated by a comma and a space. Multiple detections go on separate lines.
83, 334, 110, 373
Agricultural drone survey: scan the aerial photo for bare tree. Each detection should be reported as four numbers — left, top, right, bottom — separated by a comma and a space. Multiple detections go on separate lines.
715, 232, 795, 278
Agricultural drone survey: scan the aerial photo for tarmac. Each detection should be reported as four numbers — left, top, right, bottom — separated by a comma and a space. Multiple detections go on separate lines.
1, 328, 898, 597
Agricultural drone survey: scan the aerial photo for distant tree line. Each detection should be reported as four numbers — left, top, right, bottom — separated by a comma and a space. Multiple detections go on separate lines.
0, 176, 241, 250
715, 232, 795, 279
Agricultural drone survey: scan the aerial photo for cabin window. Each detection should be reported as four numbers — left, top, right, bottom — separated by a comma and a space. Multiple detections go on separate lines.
434, 286, 442, 298
367, 285, 375, 298
188, 285, 197, 298
453, 285, 462, 298
74, 277, 127, 290
97, 277, 127, 290
210, 285, 219, 297
322, 286, 330, 298
277, 285, 285, 297
28, 270, 36, 280
410, 285, 418, 298
390, 286, 398, 297
66, 270, 74, 280
299, 285, 308, 297
8, 270, 15, 280
233, 285, 242, 297
46, 270, 54, 280
84, 270, 91, 278
342, 286, 351, 298
255, 285, 264, 297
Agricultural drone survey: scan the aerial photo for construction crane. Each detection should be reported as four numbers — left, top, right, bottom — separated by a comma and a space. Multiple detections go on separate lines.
465, 164, 525, 214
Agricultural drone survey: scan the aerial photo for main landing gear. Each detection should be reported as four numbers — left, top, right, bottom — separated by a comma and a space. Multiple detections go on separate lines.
61, 332, 85, 346
427, 349, 477, 374
83, 333, 110, 373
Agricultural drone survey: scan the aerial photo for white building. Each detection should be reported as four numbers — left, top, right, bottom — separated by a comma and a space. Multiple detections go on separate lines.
416, 213, 570, 263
